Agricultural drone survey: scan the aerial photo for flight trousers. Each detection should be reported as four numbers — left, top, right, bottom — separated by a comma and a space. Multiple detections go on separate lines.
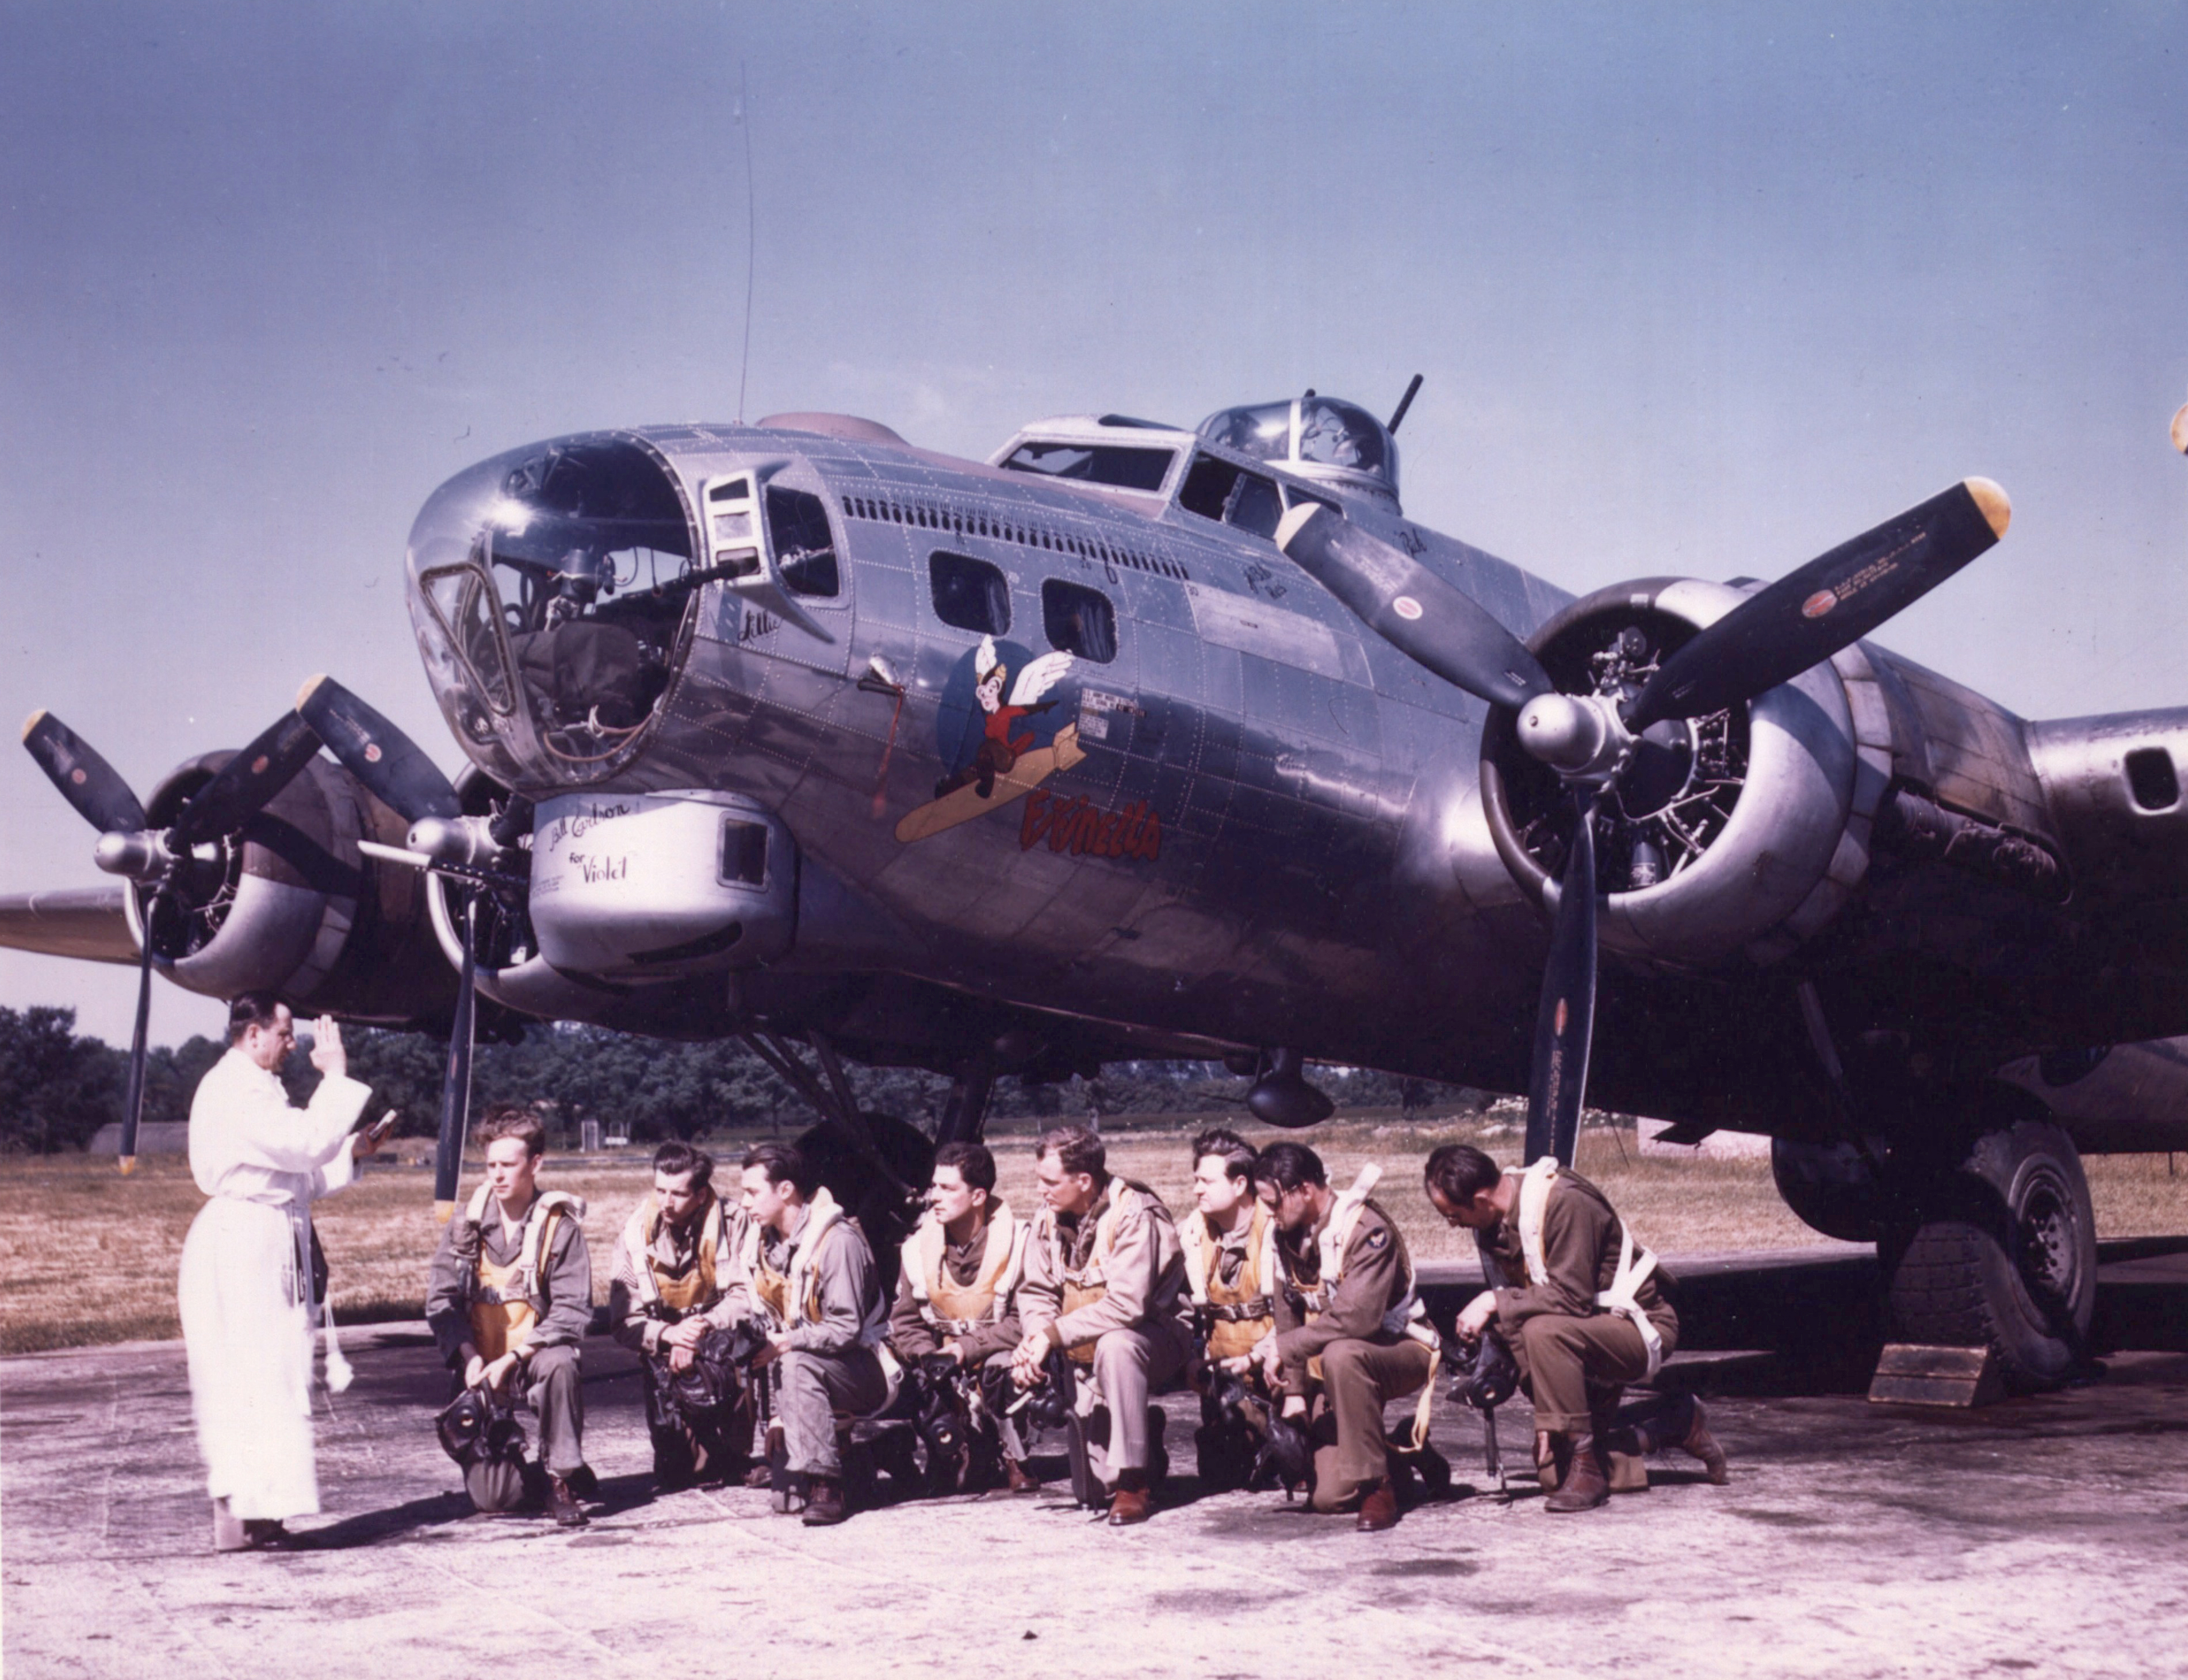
1081, 1317, 1194, 1478
465, 1342, 585, 1512
1307, 1335, 1436, 1508
1509, 1311, 1676, 1434
775, 1345, 891, 1478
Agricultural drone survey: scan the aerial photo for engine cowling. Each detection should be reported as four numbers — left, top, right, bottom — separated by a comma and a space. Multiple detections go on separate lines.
1470, 577, 1889, 971
129, 753, 456, 1023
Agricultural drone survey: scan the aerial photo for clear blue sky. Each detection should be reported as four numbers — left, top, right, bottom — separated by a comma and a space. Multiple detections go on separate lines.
5, 2, 2186, 1043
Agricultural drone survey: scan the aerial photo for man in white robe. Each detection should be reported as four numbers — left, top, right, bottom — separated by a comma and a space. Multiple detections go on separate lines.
178, 994, 388, 1551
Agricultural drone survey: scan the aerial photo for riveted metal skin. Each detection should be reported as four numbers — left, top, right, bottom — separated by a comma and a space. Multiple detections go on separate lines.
24, 403, 2188, 1164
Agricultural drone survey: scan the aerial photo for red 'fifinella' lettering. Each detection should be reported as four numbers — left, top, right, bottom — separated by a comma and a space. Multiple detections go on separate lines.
1020, 789, 1161, 861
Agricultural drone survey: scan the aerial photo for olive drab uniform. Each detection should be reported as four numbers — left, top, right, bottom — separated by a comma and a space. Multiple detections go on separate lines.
1476, 1160, 1677, 1440
609, 1188, 752, 1484
1271, 1166, 1440, 1506
727, 1187, 896, 1483
1017, 1179, 1194, 1482
424, 1182, 594, 1513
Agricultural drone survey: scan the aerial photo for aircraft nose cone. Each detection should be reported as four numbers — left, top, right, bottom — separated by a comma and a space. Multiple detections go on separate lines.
407, 816, 475, 864
1517, 693, 1607, 773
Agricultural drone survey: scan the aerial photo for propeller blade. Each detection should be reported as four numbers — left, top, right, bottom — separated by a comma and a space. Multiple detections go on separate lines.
117, 899, 157, 1175
432, 892, 479, 1219
1523, 798, 1597, 1168
168, 711, 324, 847
296, 676, 462, 826
1275, 505, 1555, 712
1625, 478, 2010, 731
22, 712, 147, 835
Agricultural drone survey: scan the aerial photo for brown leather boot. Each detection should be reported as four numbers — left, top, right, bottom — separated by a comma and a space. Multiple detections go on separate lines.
1107, 1467, 1154, 1526
547, 1474, 589, 1528
1005, 1459, 1044, 1495
1536, 1430, 1569, 1493
1355, 1476, 1400, 1532
1675, 1397, 1729, 1485
1543, 1434, 1608, 1513
802, 1474, 849, 1526
1635, 1395, 1730, 1485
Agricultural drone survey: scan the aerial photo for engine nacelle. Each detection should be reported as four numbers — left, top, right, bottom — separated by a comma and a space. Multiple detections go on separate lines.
428, 788, 800, 1022
129, 753, 455, 1023
1468, 577, 1891, 971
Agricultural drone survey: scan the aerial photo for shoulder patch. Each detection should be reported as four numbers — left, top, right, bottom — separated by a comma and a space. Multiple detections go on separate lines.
1362, 1226, 1390, 1252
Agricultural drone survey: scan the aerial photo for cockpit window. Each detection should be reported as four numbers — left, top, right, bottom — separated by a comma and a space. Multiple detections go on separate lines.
930, 551, 1011, 634
1178, 454, 1283, 539
1000, 442, 1174, 493
765, 485, 839, 597
1043, 579, 1117, 663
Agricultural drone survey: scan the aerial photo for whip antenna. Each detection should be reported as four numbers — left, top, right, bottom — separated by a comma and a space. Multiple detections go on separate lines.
736, 62, 757, 424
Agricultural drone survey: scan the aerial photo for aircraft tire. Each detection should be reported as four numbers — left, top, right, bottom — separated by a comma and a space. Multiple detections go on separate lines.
1882, 1119, 2096, 1391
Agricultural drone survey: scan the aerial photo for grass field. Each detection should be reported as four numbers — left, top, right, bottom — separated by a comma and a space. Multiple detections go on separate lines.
4, 1110, 2183, 1354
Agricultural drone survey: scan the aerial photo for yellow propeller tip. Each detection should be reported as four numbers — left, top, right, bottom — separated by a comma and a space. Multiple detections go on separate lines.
1964, 477, 2011, 540
2171, 402, 2188, 456
118, 1156, 137, 1176
21, 709, 47, 742
434, 1199, 456, 1223
295, 674, 331, 712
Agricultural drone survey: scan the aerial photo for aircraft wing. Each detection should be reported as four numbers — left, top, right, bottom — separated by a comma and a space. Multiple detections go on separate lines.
0, 887, 140, 965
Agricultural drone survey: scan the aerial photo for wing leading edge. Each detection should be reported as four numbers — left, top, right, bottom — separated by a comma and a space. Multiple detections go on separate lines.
0, 887, 139, 966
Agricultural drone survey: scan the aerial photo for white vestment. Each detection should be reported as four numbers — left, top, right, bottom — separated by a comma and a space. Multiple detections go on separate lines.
177, 1048, 370, 1520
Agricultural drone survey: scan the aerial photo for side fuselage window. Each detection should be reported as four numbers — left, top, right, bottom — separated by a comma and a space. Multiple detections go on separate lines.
930, 550, 1011, 634
1043, 578, 1117, 663
1178, 453, 1283, 539
1001, 442, 1175, 492
765, 485, 840, 597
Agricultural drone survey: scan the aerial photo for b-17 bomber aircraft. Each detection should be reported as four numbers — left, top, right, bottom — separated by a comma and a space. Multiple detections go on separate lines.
11, 382, 2188, 1394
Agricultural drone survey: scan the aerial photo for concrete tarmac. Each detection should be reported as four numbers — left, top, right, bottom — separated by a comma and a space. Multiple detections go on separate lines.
6, 1251, 2186, 1680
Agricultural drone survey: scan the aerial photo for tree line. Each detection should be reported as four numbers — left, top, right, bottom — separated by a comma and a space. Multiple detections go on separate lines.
0, 1003, 1488, 1155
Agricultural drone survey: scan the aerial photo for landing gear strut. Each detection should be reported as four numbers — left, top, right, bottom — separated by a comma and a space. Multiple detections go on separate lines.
934, 1053, 997, 1149
738, 1029, 933, 1295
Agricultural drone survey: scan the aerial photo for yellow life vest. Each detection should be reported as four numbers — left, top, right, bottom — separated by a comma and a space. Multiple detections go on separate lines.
620, 1191, 728, 1317
738, 1185, 852, 1331
901, 1201, 1026, 1334
1043, 1180, 1153, 1366
463, 1184, 585, 1363
1181, 1202, 1278, 1363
